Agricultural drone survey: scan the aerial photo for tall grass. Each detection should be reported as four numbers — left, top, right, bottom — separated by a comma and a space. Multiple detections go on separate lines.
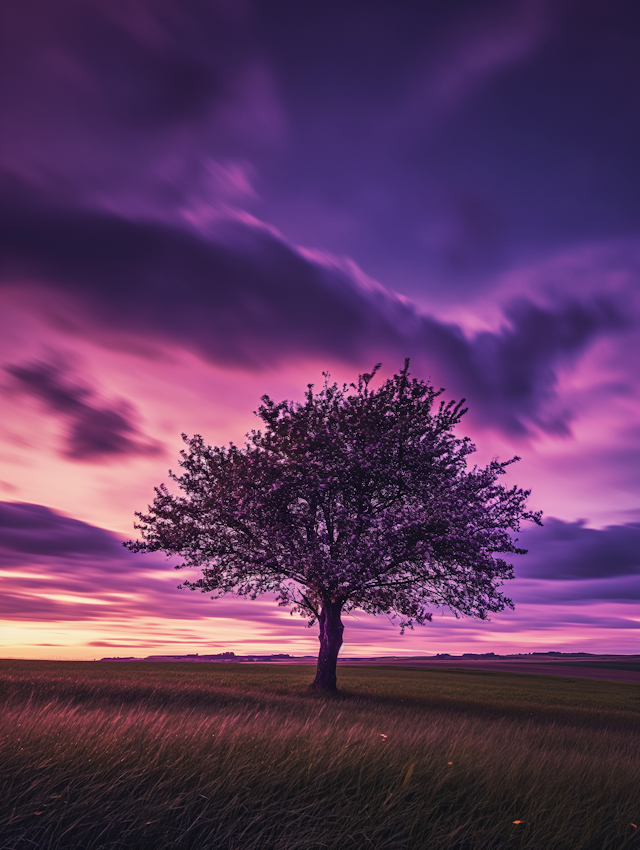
1, 661, 639, 849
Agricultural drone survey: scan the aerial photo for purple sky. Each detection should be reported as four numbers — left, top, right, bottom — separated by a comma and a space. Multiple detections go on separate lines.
1, 0, 639, 659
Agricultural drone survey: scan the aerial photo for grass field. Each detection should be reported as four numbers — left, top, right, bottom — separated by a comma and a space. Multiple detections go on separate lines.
1, 660, 639, 849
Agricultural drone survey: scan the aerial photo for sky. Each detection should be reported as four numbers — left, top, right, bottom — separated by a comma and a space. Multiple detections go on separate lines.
1, 0, 639, 660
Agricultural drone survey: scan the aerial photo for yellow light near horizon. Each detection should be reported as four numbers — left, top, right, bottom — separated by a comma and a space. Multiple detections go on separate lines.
0, 614, 321, 660
0, 569, 56, 580
37, 593, 111, 606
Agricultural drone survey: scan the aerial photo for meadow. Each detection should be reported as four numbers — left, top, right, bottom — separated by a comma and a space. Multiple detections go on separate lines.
1, 660, 639, 850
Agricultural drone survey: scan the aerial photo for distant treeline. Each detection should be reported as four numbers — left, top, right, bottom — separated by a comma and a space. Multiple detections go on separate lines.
100, 650, 597, 663
100, 652, 296, 662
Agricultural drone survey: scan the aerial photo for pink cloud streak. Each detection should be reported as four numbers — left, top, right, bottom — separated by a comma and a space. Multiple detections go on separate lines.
2, 502, 637, 660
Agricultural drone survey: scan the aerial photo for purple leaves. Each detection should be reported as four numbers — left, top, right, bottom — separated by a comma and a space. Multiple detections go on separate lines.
126, 362, 541, 678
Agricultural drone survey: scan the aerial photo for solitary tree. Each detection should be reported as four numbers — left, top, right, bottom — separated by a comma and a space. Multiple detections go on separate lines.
125, 362, 541, 691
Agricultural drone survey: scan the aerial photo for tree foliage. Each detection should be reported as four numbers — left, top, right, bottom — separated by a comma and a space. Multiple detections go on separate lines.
126, 362, 541, 690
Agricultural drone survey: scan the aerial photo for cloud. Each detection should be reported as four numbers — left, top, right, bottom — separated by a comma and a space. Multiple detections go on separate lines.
0, 500, 121, 562
0, 184, 634, 435
0, 0, 282, 214
458, 295, 628, 434
518, 577, 640, 604
517, 518, 640, 581
399, 0, 550, 128
87, 640, 197, 648
0, 499, 205, 622
0, 501, 286, 626
508, 518, 640, 606
4, 360, 162, 461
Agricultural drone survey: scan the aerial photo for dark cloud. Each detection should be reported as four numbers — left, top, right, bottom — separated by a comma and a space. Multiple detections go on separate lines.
455, 296, 627, 434
0, 0, 274, 211
0, 501, 123, 562
518, 576, 640, 604
0, 187, 632, 435
5, 360, 162, 461
252, 0, 640, 300
516, 518, 640, 581
0, 0, 637, 303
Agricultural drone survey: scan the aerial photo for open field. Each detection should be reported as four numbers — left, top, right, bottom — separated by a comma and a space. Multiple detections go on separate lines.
101, 655, 640, 684
1, 661, 639, 849
335, 656, 640, 684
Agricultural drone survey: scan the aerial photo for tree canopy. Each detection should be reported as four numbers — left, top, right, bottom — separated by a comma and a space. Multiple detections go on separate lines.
125, 362, 542, 691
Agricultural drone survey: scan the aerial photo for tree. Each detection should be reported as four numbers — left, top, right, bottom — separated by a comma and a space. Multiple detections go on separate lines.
125, 362, 542, 692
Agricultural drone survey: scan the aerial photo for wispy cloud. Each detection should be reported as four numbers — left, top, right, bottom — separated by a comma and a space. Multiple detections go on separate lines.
5, 360, 163, 462
396, 0, 550, 130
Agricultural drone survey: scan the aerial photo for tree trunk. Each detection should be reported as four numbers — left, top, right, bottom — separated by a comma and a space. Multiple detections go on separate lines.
311, 600, 344, 692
